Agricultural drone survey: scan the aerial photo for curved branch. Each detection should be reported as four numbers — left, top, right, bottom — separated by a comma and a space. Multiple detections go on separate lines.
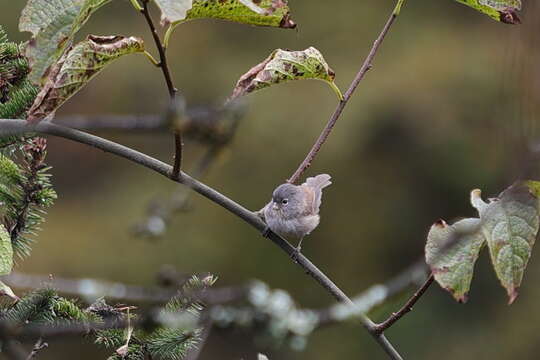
288, 1, 404, 184
0, 119, 402, 359
374, 274, 434, 334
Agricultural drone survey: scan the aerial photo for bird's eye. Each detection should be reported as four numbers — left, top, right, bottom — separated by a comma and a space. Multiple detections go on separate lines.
282, 199, 288, 205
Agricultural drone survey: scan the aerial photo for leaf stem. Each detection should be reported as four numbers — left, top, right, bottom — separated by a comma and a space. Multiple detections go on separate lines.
327, 80, 344, 101
129, 0, 144, 12
143, 50, 160, 66
164, 23, 179, 50
393, 0, 406, 16
288, 0, 405, 184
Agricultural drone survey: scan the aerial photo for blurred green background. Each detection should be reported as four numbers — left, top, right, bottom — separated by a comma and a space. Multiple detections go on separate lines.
2, 0, 540, 359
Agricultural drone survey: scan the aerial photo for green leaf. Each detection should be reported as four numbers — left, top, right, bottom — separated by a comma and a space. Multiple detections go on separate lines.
19, 0, 113, 85
189, 0, 294, 27
230, 47, 343, 102
471, 184, 540, 304
0, 225, 13, 276
174, 0, 295, 27
27, 35, 144, 122
425, 218, 485, 303
161, 0, 295, 46
454, 0, 521, 24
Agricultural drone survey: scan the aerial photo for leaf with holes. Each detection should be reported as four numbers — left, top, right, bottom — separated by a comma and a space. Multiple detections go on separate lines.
19, 0, 113, 85
0, 225, 13, 276
160, 0, 295, 46
230, 47, 343, 102
454, 0, 521, 24
471, 183, 540, 304
27, 35, 144, 123
174, 0, 294, 27
426, 218, 485, 303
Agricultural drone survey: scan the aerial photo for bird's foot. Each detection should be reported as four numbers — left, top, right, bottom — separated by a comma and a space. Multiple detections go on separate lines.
290, 245, 302, 263
261, 226, 271, 238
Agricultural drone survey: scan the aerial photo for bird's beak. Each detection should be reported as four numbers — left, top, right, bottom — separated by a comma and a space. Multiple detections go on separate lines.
272, 203, 279, 211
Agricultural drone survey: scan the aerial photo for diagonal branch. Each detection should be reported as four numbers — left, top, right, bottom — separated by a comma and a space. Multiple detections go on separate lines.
0, 119, 403, 360
374, 274, 434, 334
288, 0, 406, 184
140, 0, 183, 180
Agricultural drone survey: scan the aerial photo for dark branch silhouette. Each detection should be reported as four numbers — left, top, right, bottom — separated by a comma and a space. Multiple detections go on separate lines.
0, 118, 403, 360
288, 1, 404, 184
140, 0, 183, 179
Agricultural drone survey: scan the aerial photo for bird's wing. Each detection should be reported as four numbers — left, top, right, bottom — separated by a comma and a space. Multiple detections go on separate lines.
303, 174, 332, 213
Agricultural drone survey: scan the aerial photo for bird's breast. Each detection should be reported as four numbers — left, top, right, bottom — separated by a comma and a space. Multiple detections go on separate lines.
265, 211, 320, 239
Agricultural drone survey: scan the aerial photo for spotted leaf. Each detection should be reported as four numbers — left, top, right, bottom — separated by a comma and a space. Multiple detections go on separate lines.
471, 183, 539, 304
230, 47, 343, 102
454, 0, 521, 24
27, 35, 144, 123
426, 218, 485, 303
19, 0, 113, 85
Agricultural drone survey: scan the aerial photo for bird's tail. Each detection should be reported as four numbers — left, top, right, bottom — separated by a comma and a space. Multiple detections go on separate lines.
304, 174, 332, 190
304, 174, 332, 213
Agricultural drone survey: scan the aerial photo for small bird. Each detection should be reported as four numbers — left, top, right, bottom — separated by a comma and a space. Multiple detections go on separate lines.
262, 174, 332, 252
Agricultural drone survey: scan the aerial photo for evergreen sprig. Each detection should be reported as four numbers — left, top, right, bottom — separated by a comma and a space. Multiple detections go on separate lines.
96, 275, 217, 360
0, 288, 95, 326
0, 137, 57, 258
0, 25, 38, 119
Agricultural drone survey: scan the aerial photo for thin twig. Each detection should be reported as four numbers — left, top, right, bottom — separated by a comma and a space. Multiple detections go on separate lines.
288, 1, 404, 184
140, 1, 176, 97
134, 146, 223, 237
26, 338, 48, 360
56, 114, 167, 132
3, 271, 246, 305
374, 274, 434, 335
0, 119, 403, 360
140, 0, 183, 179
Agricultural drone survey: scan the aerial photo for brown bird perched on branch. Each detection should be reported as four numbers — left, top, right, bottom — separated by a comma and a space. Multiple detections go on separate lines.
261, 174, 332, 252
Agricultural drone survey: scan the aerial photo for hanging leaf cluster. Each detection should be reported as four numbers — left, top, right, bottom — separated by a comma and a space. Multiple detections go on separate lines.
425, 181, 540, 304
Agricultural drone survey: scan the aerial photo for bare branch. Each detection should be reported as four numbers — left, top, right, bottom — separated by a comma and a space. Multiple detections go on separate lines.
0, 119, 403, 359
55, 101, 246, 144
3, 271, 246, 305
140, 0, 183, 179
374, 274, 434, 334
55, 114, 167, 132
288, 2, 404, 184
134, 146, 223, 237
